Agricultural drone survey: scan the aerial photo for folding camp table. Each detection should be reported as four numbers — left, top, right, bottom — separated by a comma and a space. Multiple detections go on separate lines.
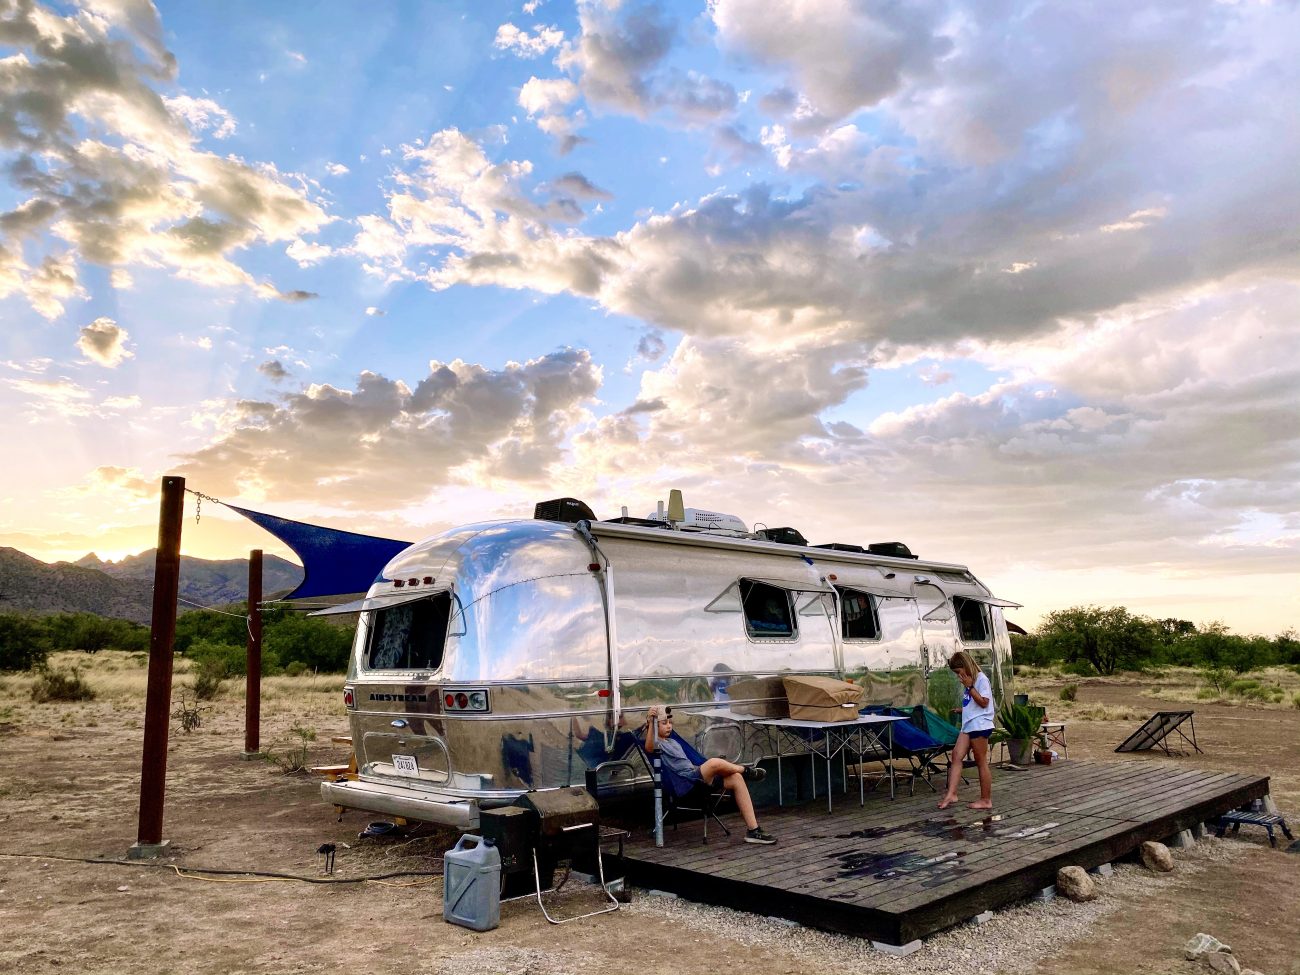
754, 714, 905, 812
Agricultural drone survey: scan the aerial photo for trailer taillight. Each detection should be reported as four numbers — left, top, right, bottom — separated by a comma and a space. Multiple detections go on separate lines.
343, 686, 355, 709
441, 688, 490, 713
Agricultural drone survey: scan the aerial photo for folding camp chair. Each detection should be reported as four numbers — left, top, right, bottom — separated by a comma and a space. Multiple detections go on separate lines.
646, 731, 734, 843
857, 705, 949, 794
885, 704, 963, 783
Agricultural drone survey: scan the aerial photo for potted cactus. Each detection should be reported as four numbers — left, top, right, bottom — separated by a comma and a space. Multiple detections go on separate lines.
992, 702, 1046, 766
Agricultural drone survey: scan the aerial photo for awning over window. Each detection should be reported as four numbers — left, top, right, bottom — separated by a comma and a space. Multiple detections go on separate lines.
834, 582, 916, 600
704, 575, 835, 613
958, 594, 1023, 609
916, 582, 1022, 620
308, 588, 446, 617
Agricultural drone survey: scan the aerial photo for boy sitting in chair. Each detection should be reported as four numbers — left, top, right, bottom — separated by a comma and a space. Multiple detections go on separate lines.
645, 705, 776, 845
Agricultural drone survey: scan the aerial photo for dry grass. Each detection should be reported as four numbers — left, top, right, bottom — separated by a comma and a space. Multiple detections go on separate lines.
1015, 664, 1300, 719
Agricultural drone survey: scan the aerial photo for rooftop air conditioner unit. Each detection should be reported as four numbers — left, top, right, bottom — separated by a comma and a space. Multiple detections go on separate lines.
534, 497, 597, 523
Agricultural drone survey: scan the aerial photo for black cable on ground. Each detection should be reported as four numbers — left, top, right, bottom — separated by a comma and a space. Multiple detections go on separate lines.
0, 851, 441, 885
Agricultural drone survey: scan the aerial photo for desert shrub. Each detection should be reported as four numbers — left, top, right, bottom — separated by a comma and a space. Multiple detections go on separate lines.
1196, 687, 1219, 700
187, 639, 250, 677
1197, 666, 1232, 694
0, 614, 49, 671
265, 724, 316, 773
30, 665, 96, 703
1061, 659, 1095, 677
174, 604, 254, 653
1293, 692, 1300, 710
1059, 683, 1078, 702
43, 613, 148, 653
171, 692, 211, 733
283, 660, 308, 677
1227, 678, 1260, 696
190, 658, 227, 701
263, 615, 354, 673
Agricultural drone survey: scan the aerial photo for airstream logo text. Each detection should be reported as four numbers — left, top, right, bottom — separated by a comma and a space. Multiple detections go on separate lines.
369, 693, 428, 702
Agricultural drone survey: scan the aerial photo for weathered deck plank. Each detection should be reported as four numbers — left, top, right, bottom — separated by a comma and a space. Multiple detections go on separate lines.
612, 759, 1269, 944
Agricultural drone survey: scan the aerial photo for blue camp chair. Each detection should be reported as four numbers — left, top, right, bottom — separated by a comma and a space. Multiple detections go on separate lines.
858, 705, 950, 794
646, 730, 733, 843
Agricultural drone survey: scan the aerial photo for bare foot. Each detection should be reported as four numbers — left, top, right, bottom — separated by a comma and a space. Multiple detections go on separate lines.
937, 795, 957, 810
968, 800, 993, 810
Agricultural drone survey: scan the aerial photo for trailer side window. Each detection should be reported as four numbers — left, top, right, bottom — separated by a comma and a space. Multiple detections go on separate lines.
837, 587, 880, 641
367, 593, 451, 671
740, 580, 795, 639
953, 596, 990, 644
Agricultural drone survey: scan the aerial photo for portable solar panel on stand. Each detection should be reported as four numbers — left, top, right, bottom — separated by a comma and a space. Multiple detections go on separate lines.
1115, 710, 1203, 755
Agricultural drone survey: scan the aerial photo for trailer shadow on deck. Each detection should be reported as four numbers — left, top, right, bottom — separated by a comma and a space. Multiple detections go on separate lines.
609, 760, 1268, 948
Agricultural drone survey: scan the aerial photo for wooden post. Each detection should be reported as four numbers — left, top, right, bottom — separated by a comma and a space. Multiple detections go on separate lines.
244, 549, 263, 757
131, 475, 184, 858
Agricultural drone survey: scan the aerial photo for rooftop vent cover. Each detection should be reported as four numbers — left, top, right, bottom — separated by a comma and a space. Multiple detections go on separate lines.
866, 541, 917, 559
757, 526, 808, 546
534, 497, 597, 523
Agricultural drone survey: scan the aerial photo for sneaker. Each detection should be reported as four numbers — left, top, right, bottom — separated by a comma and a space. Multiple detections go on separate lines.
744, 827, 777, 845
742, 764, 767, 783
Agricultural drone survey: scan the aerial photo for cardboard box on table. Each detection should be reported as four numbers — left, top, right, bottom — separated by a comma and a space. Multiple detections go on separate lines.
781, 675, 863, 722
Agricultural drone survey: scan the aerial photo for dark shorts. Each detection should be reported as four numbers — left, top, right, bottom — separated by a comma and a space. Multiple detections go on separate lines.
965, 728, 993, 740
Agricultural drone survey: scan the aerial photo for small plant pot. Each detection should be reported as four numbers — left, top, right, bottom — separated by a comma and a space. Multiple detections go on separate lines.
1007, 739, 1033, 765
1034, 750, 1053, 765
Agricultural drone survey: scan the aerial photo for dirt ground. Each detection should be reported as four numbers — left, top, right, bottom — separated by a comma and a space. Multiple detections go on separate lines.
0, 657, 1297, 975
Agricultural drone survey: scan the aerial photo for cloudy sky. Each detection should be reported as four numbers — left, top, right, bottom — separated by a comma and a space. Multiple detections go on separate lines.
2, 0, 1297, 635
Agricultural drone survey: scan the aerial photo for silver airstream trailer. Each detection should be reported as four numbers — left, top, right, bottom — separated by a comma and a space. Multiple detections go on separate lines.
316, 500, 1018, 827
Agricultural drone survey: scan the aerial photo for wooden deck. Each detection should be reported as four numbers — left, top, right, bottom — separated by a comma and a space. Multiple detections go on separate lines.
612, 760, 1269, 946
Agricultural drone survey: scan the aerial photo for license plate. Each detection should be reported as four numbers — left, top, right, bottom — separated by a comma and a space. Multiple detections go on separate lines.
392, 754, 419, 776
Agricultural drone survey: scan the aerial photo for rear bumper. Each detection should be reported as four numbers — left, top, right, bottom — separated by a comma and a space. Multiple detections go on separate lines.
321, 778, 482, 829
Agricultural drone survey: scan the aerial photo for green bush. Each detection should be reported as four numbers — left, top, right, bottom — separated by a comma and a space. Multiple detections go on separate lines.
191, 658, 226, 701
264, 724, 316, 773
1227, 678, 1261, 695
283, 660, 308, 677
1197, 666, 1232, 694
1196, 687, 1219, 700
1059, 683, 1078, 702
188, 639, 253, 677
263, 615, 354, 673
30, 665, 96, 702
43, 613, 148, 653
0, 614, 49, 671
1062, 659, 1094, 677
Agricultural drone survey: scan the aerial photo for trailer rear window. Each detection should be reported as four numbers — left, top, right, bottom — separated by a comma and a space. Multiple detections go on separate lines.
837, 587, 880, 641
740, 580, 795, 639
367, 593, 451, 671
953, 596, 990, 643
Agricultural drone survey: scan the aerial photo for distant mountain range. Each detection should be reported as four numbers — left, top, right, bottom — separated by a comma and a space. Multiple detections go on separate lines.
0, 547, 304, 624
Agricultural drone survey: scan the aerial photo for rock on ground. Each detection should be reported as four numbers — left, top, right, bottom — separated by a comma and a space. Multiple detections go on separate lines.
1056, 866, 1099, 902
1206, 950, 1242, 975
1186, 932, 1232, 959
1141, 840, 1175, 872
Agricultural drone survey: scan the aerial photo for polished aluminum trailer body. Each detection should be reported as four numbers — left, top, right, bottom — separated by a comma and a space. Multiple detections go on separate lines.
321, 519, 1016, 827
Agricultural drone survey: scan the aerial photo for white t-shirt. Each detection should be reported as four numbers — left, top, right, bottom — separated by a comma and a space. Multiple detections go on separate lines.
960, 672, 996, 733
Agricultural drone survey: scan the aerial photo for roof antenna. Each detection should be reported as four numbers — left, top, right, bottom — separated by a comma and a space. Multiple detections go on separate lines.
667, 489, 685, 527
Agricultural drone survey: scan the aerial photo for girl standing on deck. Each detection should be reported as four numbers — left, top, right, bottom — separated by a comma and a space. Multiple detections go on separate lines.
937, 650, 996, 811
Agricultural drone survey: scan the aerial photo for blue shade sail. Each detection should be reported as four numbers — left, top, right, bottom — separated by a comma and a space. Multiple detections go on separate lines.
227, 504, 411, 600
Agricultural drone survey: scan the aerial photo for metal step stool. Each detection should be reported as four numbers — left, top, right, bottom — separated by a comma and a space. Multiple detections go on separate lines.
1214, 810, 1294, 848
